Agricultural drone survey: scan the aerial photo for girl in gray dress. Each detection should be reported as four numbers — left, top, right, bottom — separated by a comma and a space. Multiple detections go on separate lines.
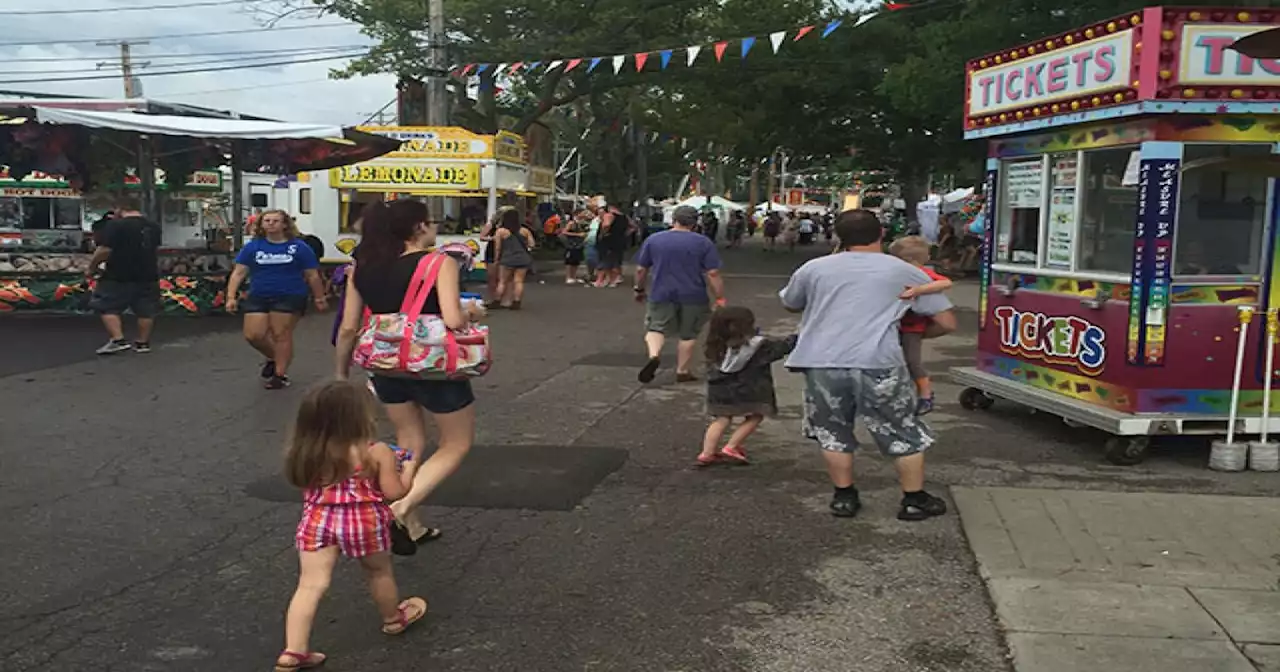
492, 208, 536, 310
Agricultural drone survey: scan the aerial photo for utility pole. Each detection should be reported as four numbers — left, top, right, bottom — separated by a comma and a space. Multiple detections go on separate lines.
97, 40, 149, 98
424, 0, 447, 224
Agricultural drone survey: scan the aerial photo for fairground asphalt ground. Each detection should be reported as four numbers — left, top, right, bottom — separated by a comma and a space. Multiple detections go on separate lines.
3, 237, 1280, 672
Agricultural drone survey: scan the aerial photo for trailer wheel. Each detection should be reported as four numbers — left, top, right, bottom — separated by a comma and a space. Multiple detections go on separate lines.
959, 387, 995, 411
1104, 436, 1150, 466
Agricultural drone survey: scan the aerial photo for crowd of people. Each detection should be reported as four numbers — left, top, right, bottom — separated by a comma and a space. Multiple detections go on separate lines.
81, 195, 957, 671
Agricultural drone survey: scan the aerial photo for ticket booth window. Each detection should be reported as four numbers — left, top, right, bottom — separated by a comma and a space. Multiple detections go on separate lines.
997, 157, 1044, 266
1175, 144, 1273, 277
1077, 148, 1139, 275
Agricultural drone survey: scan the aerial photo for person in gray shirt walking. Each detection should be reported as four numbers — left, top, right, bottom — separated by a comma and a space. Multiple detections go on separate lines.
779, 209, 957, 521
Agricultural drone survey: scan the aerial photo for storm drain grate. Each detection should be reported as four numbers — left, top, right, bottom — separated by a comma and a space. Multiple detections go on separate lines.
245, 444, 628, 511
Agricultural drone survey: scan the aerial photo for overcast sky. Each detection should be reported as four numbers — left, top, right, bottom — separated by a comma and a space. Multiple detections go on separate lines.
0, 0, 396, 125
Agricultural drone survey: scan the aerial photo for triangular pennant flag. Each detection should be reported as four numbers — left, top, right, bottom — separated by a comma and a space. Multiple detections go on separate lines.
565, 58, 582, 72
822, 19, 842, 38
528, 60, 542, 70
769, 31, 786, 53
509, 62, 524, 73
612, 55, 626, 74
495, 63, 508, 76
660, 50, 672, 70
546, 60, 564, 72
741, 36, 756, 58
855, 14, 875, 27
713, 41, 729, 62
681, 138, 688, 149
794, 25, 815, 40
885, 2, 911, 9
460, 64, 476, 76
687, 45, 702, 66
587, 57, 602, 73
634, 52, 649, 71
650, 131, 659, 143
476, 63, 490, 74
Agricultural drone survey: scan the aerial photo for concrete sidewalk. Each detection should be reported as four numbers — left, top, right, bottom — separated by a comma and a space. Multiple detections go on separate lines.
955, 487, 1280, 672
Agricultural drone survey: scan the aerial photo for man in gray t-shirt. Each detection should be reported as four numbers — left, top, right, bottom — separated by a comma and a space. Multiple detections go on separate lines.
779, 209, 956, 522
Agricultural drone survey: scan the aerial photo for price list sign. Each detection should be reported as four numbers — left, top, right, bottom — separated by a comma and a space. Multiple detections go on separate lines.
1143, 161, 1180, 366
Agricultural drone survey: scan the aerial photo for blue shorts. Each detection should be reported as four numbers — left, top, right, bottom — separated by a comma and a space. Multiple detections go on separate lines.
370, 376, 475, 415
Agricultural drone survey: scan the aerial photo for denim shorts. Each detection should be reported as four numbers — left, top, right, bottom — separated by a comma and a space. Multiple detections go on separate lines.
370, 376, 475, 415
801, 367, 934, 457
242, 294, 307, 314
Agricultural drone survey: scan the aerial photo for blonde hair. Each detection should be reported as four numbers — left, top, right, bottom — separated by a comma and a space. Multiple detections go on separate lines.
888, 235, 931, 266
284, 381, 378, 489
254, 208, 302, 239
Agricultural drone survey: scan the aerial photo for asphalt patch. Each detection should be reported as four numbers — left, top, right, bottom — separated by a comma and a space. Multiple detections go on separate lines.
572, 351, 650, 368
245, 444, 628, 511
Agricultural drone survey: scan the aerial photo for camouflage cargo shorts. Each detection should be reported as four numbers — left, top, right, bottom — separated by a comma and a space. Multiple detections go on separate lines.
801, 367, 935, 457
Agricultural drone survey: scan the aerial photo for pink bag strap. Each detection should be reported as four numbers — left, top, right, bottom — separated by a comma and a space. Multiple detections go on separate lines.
401, 253, 446, 321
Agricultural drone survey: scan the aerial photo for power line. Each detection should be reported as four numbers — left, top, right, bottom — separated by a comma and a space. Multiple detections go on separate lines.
0, 52, 369, 85
0, 22, 354, 47
0, 0, 263, 15
0, 45, 371, 63
159, 76, 340, 96
0, 47, 367, 75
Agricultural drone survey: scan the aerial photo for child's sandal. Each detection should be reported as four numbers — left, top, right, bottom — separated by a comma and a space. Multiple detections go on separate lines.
719, 445, 750, 465
274, 650, 326, 671
381, 596, 428, 635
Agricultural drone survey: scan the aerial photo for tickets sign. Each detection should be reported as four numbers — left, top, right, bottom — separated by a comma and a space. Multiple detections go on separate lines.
329, 163, 482, 190
1179, 24, 1280, 86
967, 30, 1134, 117
993, 306, 1107, 375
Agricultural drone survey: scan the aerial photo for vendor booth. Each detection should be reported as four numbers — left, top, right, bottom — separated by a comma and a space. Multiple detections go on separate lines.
950, 7, 1280, 464
293, 126, 550, 280
0, 98, 396, 314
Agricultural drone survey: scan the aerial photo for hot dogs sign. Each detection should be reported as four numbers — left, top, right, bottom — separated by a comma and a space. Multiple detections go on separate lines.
993, 306, 1108, 376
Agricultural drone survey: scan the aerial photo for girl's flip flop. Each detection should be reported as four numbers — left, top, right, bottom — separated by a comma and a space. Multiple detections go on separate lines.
719, 445, 750, 465
381, 597, 428, 635
274, 650, 326, 671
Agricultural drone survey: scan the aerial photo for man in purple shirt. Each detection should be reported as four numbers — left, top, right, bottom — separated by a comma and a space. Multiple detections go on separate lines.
634, 205, 726, 383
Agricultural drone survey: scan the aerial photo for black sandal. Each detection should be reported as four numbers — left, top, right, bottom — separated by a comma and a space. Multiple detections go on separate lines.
390, 523, 418, 556
414, 527, 443, 544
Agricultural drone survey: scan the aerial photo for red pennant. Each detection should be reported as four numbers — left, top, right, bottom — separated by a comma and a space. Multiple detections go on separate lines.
460, 64, 476, 76
713, 41, 729, 62
635, 52, 649, 71
509, 62, 524, 73
565, 58, 583, 72
885, 2, 910, 9
794, 25, 815, 40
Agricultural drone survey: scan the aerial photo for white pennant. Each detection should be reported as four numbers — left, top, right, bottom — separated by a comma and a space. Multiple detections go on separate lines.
495, 62, 509, 76
769, 31, 786, 54
612, 55, 626, 74
686, 45, 702, 67
546, 60, 564, 72
855, 14, 875, 27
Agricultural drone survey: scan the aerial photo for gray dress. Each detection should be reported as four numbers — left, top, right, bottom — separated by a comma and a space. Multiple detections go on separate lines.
499, 231, 533, 269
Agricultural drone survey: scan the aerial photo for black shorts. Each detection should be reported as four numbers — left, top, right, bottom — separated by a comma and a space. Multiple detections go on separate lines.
242, 294, 308, 314
370, 376, 475, 414
90, 279, 161, 318
597, 248, 624, 270
564, 247, 585, 265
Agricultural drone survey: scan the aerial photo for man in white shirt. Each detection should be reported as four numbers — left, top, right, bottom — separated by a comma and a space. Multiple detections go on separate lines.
780, 209, 957, 521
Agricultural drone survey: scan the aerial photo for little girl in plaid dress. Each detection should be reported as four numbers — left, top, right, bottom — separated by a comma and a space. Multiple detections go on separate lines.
274, 381, 428, 671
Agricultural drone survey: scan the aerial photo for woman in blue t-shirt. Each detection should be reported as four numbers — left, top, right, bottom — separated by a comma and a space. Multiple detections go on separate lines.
226, 210, 327, 389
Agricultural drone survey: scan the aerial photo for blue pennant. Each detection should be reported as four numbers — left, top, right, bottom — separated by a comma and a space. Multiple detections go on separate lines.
741, 36, 756, 58
822, 20, 842, 38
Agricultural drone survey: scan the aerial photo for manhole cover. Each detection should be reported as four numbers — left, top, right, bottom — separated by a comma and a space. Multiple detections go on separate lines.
572, 351, 649, 367
245, 444, 628, 511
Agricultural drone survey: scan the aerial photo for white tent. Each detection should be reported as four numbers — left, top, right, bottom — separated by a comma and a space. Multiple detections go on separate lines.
676, 195, 745, 211
754, 201, 792, 212
34, 107, 345, 140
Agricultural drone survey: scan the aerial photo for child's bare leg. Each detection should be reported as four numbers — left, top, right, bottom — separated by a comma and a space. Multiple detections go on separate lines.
726, 414, 764, 448
283, 547, 340, 656
359, 552, 402, 623
701, 417, 732, 460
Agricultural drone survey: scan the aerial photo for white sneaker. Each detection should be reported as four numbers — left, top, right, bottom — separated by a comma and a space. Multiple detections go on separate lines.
96, 339, 133, 355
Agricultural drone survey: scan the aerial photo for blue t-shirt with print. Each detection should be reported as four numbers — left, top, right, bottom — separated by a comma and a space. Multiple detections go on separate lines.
235, 238, 319, 298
